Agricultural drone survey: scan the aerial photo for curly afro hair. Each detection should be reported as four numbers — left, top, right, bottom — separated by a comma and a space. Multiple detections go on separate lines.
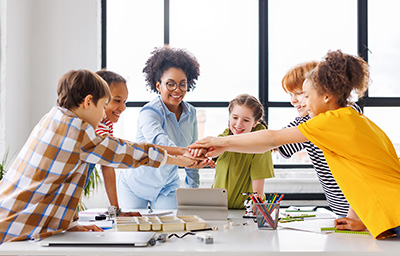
143, 47, 200, 93
307, 50, 370, 107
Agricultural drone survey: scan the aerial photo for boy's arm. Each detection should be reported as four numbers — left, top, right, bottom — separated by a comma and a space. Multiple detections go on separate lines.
81, 125, 169, 169
157, 145, 205, 160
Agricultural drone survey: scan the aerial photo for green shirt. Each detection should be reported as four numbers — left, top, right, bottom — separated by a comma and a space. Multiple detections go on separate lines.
212, 124, 275, 209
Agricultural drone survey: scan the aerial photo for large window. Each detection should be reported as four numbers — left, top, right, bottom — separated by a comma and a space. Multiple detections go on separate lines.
105, 0, 400, 169
364, 0, 400, 149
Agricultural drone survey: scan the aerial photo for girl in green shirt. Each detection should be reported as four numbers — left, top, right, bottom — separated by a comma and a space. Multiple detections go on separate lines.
212, 94, 275, 209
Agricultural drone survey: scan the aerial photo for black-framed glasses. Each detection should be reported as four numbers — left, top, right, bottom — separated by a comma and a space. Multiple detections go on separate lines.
163, 81, 188, 92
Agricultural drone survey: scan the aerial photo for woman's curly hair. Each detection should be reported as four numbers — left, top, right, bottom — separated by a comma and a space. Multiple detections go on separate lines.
143, 47, 200, 93
307, 50, 370, 107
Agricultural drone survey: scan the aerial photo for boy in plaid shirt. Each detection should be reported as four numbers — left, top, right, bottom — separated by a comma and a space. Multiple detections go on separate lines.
0, 69, 195, 244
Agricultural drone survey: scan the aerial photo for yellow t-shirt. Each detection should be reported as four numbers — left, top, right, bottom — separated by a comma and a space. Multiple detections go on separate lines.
298, 107, 400, 239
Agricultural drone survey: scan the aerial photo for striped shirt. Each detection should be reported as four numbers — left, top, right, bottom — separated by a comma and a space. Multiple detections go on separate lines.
96, 118, 113, 136
0, 107, 166, 244
83, 117, 114, 187
278, 105, 362, 216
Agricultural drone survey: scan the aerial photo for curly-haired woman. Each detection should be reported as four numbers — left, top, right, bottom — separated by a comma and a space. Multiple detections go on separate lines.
118, 47, 213, 209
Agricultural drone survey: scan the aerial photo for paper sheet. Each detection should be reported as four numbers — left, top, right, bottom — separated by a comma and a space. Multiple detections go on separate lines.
279, 219, 335, 233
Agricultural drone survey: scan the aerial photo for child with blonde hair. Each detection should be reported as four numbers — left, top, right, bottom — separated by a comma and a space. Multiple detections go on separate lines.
190, 50, 400, 239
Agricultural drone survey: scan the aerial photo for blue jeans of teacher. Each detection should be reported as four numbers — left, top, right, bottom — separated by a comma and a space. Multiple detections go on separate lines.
117, 176, 177, 210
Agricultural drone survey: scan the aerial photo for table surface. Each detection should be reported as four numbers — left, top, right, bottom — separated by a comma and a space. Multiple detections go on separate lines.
0, 209, 399, 256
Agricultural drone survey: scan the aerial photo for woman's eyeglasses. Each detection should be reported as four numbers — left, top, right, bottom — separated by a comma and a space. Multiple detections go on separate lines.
164, 81, 188, 92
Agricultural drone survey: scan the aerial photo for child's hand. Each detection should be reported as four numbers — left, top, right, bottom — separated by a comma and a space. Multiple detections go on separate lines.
183, 148, 207, 160
188, 148, 208, 158
334, 217, 367, 231
68, 224, 104, 232
188, 137, 227, 158
186, 158, 216, 169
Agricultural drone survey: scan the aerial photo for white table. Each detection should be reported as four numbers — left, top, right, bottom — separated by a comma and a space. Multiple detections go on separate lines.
0, 209, 399, 256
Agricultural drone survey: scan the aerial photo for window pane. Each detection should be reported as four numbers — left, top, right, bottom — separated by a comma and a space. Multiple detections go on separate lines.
268, 107, 300, 130
196, 108, 228, 138
113, 108, 140, 141
169, 0, 258, 102
107, 0, 164, 102
368, 0, 400, 97
363, 107, 400, 156
269, 108, 311, 165
269, 0, 357, 101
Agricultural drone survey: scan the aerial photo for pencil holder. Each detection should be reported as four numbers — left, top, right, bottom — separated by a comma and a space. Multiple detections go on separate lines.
255, 202, 280, 230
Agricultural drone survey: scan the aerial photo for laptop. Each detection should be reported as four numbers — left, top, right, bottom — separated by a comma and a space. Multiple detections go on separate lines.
176, 188, 228, 220
38, 231, 155, 247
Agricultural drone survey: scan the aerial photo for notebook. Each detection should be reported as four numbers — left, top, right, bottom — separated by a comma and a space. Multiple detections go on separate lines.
176, 188, 228, 220
38, 231, 155, 247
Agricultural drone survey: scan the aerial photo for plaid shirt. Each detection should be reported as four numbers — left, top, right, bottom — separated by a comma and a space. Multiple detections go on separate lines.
0, 107, 166, 244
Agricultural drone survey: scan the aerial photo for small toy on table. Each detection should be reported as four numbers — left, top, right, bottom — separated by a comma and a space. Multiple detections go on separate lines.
243, 197, 254, 218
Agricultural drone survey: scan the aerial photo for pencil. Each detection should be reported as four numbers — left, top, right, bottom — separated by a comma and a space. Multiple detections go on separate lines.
249, 194, 275, 228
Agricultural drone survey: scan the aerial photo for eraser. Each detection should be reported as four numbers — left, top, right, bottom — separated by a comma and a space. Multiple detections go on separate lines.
197, 233, 214, 244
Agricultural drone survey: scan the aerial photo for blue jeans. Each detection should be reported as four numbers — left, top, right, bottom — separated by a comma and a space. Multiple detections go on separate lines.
391, 226, 400, 237
117, 176, 177, 210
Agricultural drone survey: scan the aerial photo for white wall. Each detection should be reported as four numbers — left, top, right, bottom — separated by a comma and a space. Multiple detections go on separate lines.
0, 0, 324, 210
0, 0, 101, 159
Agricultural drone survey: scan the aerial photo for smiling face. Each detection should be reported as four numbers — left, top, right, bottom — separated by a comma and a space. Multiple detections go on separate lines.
302, 79, 328, 118
156, 67, 187, 113
105, 82, 128, 123
229, 105, 258, 135
288, 89, 308, 117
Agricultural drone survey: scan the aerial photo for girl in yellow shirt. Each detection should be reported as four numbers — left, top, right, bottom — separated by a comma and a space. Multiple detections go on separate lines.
189, 50, 400, 239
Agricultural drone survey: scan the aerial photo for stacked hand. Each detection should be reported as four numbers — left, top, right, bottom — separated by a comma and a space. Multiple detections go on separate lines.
182, 149, 216, 168
188, 136, 227, 158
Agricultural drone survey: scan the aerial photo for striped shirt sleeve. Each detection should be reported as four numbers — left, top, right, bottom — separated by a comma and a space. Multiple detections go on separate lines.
96, 118, 113, 136
278, 116, 310, 158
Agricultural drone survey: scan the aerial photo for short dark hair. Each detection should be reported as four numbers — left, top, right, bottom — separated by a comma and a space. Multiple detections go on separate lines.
96, 69, 127, 87
143, 47, 200, 93
57, 69, 111, 110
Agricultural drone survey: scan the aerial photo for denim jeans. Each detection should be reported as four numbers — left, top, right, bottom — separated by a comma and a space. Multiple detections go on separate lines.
118, 175, 177, 210
391, 225, 400, 237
